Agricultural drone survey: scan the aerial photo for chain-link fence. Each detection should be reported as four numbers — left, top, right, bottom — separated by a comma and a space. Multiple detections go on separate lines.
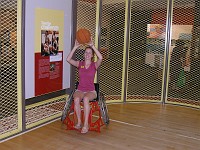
167, 0, 200, 107
0, 0, 18, 135
99, 0, 125, 102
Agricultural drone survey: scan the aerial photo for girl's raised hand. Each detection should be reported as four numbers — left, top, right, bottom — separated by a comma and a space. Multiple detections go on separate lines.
74, 40, 81, 48
88, 37, 94, 47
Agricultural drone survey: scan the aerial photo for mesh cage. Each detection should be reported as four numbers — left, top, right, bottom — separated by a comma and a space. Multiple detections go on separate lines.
25, 97, 66, 127
75, 1, 97, 81
99, 0, 125, 101
127, 0, 167, 102
0, 0, 18, 135
167, 0, 200, 107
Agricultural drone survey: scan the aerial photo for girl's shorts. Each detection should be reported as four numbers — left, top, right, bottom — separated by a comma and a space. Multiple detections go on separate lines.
75, 90, 97, 99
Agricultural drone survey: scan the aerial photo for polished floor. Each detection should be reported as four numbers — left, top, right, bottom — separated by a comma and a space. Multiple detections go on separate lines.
0, 103, 200, 150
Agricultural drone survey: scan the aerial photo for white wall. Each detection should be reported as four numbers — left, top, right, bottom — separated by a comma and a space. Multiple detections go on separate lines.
25, 0, 72, 99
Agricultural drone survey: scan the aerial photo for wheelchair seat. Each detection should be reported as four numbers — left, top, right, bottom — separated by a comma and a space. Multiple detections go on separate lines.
61, 82, 109, 132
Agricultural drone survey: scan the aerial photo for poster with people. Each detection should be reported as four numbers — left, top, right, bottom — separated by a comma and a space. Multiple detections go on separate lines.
34, 8, 64, 97
147, 24, 166, 39
41, 30, 59, 56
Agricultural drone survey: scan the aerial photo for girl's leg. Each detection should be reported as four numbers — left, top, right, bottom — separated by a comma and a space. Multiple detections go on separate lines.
82, 98, 90, 130
81, 91, 96, 133
73, 91, 84, 128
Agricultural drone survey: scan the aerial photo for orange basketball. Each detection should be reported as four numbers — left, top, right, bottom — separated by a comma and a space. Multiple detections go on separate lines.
76, 28, 91, 44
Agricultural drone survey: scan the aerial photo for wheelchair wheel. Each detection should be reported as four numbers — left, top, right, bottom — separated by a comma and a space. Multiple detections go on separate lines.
61, 90, 74, 123
99, 92, 109, 125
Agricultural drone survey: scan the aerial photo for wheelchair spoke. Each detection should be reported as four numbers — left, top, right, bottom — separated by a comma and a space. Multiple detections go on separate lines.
61, 90, 74, 123
99, 92, 110, 125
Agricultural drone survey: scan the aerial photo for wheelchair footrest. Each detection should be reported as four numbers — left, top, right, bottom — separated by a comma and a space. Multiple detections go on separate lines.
63, 101, 105, 133
89, 117, 104, 132
64, 115, 75, 130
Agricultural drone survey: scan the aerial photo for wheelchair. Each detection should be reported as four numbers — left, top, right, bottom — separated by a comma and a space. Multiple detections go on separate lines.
61, 82, 109, 132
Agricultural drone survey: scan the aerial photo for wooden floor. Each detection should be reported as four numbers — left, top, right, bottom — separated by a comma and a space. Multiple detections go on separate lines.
0, 103, 200, 150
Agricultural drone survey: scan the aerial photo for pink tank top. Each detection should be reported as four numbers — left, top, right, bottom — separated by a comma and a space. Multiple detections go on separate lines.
77, 61, 96, 92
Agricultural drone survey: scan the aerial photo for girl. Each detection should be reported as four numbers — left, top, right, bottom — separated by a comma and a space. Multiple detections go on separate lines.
66, 39, 103, 133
